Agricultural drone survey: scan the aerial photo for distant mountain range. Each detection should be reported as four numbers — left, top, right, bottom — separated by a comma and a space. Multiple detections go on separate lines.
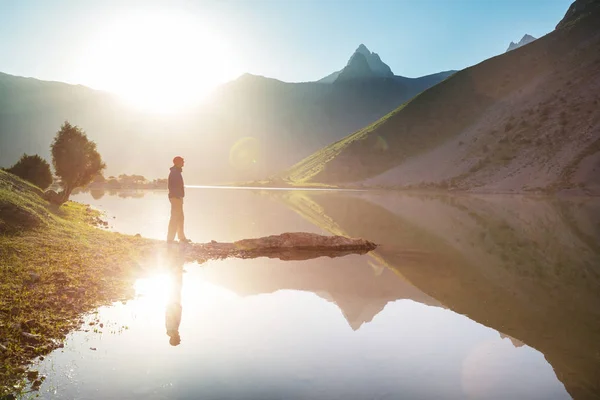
506, 34, 537, 52
283, 0, 600, 195
0, 45, 454, 183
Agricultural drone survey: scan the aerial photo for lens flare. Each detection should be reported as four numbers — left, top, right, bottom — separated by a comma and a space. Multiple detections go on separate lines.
229, 137, 262, 171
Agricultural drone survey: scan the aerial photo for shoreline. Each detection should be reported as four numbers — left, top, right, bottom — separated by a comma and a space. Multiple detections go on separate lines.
0, 170, 376, 396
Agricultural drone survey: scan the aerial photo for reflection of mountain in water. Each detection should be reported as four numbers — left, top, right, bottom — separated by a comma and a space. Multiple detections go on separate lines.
275, 191, 600, 400
201, 255, 441, 331
500, 333, 524, 348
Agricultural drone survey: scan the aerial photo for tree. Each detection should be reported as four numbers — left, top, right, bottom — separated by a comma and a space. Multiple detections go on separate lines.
6, 154, 53, 189
49, 121, 105, 204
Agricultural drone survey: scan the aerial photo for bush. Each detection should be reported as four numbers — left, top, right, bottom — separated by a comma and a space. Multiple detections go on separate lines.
5, 154, 53, 189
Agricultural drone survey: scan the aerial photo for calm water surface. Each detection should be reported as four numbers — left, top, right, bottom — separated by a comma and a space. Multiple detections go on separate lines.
32, 189, 600, 399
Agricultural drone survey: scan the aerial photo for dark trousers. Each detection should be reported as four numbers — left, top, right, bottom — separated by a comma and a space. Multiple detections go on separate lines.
167, 197, 186, 241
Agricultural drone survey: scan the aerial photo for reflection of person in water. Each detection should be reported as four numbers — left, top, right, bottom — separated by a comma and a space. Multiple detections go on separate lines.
165, 247, 184, 346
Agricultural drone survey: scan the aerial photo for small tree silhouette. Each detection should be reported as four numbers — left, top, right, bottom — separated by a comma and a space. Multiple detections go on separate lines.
6, 154, 53, 189
48, 121, 105, 204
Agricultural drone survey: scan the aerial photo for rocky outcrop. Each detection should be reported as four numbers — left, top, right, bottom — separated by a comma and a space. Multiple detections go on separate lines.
184, 232, 377, 262
556, 0, 600, 29
334, 44, 395, 82
506, 34, 536, 52
353, 44, 394, 77
320, 44, 395, 83
42, 189, 69, 205
334, 52, 375, 81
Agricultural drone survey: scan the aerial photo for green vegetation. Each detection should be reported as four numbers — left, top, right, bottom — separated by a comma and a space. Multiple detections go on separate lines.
49, 121, 105, 204
3, 154, 53, 190
0, 169, 156, 395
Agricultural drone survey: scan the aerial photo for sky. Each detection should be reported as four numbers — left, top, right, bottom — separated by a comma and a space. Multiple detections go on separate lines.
0, 0, 573, 107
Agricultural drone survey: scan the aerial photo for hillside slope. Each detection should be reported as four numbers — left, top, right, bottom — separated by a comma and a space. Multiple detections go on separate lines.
283, 2, 600, 194
0, 47, 453, 184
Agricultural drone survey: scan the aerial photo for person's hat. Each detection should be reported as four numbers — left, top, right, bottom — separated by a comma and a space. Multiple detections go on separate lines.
173, 156, 184, 164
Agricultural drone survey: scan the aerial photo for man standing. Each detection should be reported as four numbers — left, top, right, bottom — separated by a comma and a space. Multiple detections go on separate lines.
167, 156, 190, 243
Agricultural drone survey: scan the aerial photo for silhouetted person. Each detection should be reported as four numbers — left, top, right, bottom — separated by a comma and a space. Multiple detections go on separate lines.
165, 246, 184, 346
167, 156, 190, 243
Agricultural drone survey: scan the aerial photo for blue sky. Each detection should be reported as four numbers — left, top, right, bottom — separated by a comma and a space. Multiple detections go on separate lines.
0, 0, 573, 88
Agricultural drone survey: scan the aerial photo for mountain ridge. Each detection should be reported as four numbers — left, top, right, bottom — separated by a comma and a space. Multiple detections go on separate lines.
0, 54, 454, 183
282, 2, 600, 195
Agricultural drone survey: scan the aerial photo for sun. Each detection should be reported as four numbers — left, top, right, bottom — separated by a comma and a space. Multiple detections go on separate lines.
77, 11, 240, 113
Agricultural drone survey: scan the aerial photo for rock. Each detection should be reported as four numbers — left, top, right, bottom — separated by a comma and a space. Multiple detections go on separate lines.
26, 370, 39, 380
234, 232, 376, 251
506, 34, 536, 52
211, 240, 217, 244
90, 347, 97, 351
0, 343, 8, 352
21, 332, 41, 343
99, 323, 104, 328
556, 0, 600, 29
186, 233, 377, 263
43, 189, 68, 205
39, 356, 44, 361
58, 342, 64, 348
135, 233, 141, 238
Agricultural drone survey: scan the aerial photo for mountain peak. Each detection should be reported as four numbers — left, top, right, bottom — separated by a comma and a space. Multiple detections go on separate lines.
336, 52, 373, 81
506, 34, 537, 52
318, 43, 394, 83
356, 44, 371, 56
333, 44, 394, 82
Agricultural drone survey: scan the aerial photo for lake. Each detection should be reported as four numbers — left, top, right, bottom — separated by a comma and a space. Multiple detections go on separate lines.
32, 188, 600, 399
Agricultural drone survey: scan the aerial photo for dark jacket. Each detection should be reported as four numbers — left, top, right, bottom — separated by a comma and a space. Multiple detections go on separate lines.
168, 166, 185, 198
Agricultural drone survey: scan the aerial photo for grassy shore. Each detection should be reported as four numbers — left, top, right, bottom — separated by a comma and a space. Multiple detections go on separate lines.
0, 170, 160, 396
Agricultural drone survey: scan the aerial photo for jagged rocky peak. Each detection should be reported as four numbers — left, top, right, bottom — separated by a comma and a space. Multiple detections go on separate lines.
506, 34, 537, 52
336, 52, 374, 81
319, 43, 394, 83
347, 44, 394, 77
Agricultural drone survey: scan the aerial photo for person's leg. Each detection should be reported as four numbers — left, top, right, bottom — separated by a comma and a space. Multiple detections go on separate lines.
167, 198, 178, 242
177, 198, 187, 240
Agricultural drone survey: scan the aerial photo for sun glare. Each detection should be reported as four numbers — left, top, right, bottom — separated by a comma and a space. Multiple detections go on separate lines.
77, 12, 240, 113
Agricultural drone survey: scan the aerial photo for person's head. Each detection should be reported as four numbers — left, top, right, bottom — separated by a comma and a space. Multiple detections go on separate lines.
173, 156, 185, 168
167, 329, 181, 346
168, 332, 181, 346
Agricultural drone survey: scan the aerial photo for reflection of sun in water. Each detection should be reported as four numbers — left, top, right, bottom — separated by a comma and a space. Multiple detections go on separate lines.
134, 273, 172, 306
76, 11, 241, 113
132, 265, 239, 314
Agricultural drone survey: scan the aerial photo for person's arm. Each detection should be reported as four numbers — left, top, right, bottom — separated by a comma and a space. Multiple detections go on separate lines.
168, 171, 175, 194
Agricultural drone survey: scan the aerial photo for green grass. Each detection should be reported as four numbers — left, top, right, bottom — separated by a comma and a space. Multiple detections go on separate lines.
0, 170, 158, 396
